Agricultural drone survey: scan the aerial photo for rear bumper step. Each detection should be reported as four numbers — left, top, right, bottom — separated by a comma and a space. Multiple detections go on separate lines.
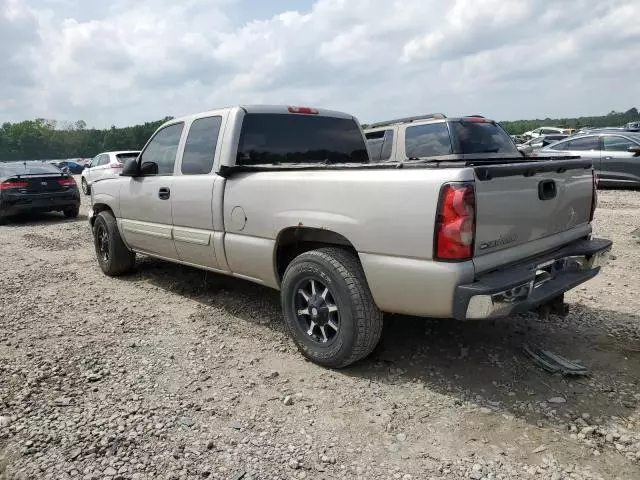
453, 237, 612, 320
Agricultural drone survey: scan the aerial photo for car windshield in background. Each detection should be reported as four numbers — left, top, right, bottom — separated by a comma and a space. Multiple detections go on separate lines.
237, 114, 369, 165
0, 161, 62, 177
451, 121, 519, 155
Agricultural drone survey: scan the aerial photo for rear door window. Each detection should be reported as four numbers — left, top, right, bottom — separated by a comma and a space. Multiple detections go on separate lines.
181, 116, 223, 174
451, 121, 519, 154
405, 123, 452, 158
237, 114, 369, 165
549, 140, 570, 151
565, 136, 600, 151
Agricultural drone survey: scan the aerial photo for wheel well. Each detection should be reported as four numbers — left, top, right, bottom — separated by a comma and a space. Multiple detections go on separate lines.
90, 203, 113, 226
275, 227, 357, 282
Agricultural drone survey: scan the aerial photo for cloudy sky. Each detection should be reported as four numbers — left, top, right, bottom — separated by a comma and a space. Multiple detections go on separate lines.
2, 0, 639, 128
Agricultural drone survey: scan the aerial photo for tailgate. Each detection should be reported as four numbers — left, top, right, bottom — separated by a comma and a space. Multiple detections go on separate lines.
473, 159, 594, 266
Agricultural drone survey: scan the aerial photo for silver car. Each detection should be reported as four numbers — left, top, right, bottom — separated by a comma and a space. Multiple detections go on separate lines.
81, 151, 140, 195
537, 132, 640, 187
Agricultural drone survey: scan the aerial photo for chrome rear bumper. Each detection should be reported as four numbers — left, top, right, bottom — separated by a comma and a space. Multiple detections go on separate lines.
453, 237, 612, 320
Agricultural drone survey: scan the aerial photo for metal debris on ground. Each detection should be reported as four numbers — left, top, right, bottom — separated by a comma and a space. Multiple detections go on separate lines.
522, 344, 588, 376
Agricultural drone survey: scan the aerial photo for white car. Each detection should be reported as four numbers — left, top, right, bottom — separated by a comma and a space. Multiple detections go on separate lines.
81, 151, 140, 195
523, 127, 566, 139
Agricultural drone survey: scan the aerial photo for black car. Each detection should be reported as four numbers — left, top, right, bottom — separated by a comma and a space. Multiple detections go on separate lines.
0, 161, 81, 224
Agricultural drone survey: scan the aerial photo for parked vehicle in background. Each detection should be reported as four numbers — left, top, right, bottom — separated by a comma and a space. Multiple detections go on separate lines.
81, 151, 140, 195
518, 134, 569, 156
523, 126, 566, 138
0, 161, 80, 224
537, 132, 640, 187
625, 121, 640, 132
364, 113, 520, 162
89, 105, 610, 368
50, 160, 84, 174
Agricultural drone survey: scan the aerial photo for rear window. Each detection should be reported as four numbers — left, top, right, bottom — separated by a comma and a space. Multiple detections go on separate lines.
450, 121, 519, 154
237, 114, 369, 165
116, 153, 140, 163
0, 162, 61, 176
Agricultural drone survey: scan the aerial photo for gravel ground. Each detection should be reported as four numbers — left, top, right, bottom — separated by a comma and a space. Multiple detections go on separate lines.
1, 185, 639, 480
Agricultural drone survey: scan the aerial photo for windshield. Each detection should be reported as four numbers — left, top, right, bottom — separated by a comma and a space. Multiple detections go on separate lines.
237, 114, 369, 165
451, 121, 519, 155
0, 161, 62, 177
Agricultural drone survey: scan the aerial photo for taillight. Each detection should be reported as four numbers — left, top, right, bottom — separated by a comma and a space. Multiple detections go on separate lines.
0, 180, 29, 190
435, 183, 476, 261
287, 106, 318, 115
58, 177, 77, 187
590, 173, 598, 221
111, 163, 123, 169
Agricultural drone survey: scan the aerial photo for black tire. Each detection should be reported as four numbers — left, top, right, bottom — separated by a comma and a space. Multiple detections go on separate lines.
281, 247, 383, 368
81, 178, 90, 195
93, 210, 136, 276
63, 204, 80, 219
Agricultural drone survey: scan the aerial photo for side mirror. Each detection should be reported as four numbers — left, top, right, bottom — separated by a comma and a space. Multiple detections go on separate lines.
140, 161, 158, 176
627, 146, 640, 156
120, 158, 140, 177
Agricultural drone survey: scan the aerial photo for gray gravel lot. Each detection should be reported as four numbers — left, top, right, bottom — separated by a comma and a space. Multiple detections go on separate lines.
1, 186, 639, 480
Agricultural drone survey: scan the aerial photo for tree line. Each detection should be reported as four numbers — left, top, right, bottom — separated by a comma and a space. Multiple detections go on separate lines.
0, 117, 172, 161
1, 108, 639, 161
498, 108, 639, 135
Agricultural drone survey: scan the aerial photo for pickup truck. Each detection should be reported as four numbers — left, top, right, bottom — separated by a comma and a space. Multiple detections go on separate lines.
89, 105, 611, 368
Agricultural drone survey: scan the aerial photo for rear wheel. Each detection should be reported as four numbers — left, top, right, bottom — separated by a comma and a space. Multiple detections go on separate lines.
93, 210, 135, 276
81, 178, 90, 195
281, 247, 383, 368
63, 205, 80, 219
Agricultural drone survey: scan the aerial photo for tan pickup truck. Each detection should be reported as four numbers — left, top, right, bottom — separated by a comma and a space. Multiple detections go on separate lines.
89, 105, 611, 368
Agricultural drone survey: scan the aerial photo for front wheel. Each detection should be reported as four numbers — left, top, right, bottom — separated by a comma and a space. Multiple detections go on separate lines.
281, 248, 383, 368
81, 178, 90, 195
93, 210, 136, 276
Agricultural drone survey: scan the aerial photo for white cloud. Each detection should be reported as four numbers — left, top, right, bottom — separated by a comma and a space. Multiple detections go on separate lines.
2, 0, 640, 127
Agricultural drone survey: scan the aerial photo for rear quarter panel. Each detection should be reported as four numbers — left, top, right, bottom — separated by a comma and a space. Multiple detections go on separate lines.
222, 168, 473, 297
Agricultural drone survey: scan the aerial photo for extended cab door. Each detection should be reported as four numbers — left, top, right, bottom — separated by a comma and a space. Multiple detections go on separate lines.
119, 122, 184, 259
601, 135, 640, 185
171, 114, 227, 270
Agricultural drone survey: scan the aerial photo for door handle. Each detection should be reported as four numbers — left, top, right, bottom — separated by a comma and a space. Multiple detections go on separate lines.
538, 179, 557, 200
158, 187, 170, 200
604, 156, 612, 160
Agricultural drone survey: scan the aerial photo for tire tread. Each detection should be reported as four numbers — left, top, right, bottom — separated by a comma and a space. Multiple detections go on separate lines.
94, 211, 135, 276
